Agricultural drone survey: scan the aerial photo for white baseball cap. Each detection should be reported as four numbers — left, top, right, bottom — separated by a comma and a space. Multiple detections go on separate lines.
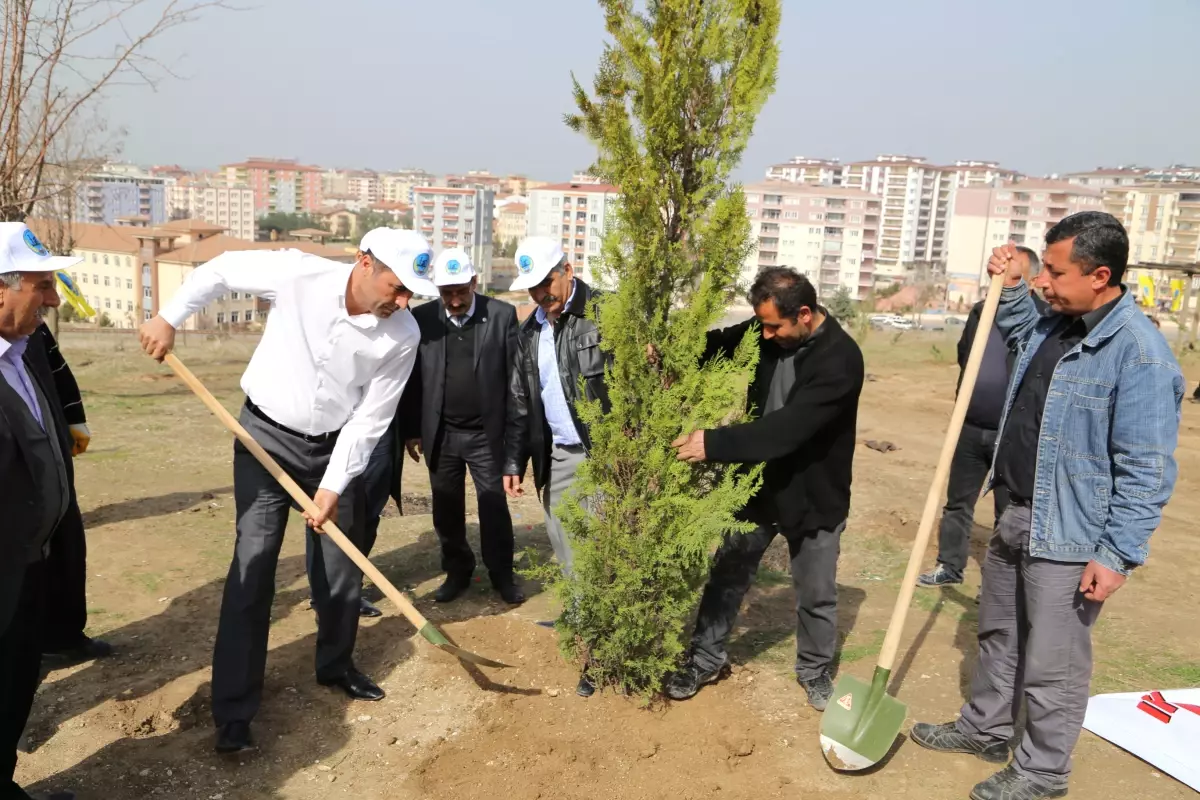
0, 222, 82, 274
359, 227, 437, 297
432, 247, 477, 287
510, 236, 567, 292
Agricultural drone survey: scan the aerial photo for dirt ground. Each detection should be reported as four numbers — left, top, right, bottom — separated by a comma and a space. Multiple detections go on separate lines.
15, 329, 1200, 799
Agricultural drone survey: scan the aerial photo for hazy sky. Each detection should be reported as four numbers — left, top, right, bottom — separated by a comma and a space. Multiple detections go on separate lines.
104, 0, 1199, 181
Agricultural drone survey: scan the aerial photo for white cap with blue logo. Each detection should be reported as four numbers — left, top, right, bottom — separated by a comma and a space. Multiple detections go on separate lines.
510, 236, 567, 292
358, 227, 437, 297
432, 247, 477, 287
0, 222, 83, 274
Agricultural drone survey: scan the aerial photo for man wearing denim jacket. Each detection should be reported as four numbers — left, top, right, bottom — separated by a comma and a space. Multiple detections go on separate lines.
912, 211, 1184, 800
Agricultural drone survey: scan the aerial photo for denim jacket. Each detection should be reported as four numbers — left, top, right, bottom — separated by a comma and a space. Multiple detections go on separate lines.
987, 282, 1184, 574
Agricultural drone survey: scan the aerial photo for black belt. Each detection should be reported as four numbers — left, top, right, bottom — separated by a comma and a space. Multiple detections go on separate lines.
244, 399, 338, 444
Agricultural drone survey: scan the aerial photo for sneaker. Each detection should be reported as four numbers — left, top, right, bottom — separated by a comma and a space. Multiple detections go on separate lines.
971, 765, 1068, 800
910, 721, 1010, 763
664, 658, 726, 701
798, 671, 834, 711
917, 564, 964, 588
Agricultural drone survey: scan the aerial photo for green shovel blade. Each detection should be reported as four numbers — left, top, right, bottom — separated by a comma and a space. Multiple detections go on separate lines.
819, 667, 907, 771
416, 622, 512, 669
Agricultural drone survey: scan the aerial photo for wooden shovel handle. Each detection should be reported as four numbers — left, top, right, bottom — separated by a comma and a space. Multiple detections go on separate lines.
163, 353, 431, 632
876, 273, 1006, 671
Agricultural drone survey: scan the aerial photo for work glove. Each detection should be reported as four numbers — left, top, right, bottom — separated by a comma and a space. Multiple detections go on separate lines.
69, 423, 91, 456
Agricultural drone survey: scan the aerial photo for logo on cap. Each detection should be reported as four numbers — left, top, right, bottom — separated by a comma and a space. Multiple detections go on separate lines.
446, 258, 462, 275
518, 254, 534, 274
414, 252, 431, 277
23, 230, 49, 256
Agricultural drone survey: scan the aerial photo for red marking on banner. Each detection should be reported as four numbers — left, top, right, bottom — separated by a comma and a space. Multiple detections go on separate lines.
1137, 700, 1171, 724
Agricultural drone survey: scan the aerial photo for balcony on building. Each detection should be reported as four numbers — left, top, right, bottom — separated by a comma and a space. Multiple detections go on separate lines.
826, 212, 845, 223
763, 194, 783, 206
760, 222, 780, 234
1012, 205, 1030, 217
823, 226, 843, 239
827, 199, 846, 209
762, 209, 781, 220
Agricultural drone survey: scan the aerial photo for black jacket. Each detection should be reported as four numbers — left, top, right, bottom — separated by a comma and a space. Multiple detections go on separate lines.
33, 323, 86, 426
505, 279, 611, 490
397, 294, 519, 467
1, 331, 76, 632
703, 314, 864, 533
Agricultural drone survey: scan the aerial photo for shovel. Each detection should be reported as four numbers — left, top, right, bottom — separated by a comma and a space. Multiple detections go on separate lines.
820, 272, 1006, 771
163, 353, 511, 669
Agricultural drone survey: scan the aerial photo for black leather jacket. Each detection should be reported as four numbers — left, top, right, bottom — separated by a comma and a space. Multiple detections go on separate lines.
504, 279, 611, 490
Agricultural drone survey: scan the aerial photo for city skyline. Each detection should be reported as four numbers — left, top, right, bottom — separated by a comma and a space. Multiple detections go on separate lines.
96, 0, 1198, 183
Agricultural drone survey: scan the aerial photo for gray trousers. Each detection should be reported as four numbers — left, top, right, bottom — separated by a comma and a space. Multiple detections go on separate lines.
541, 443, 586, 577
212, 405, 366, 727
691, 520, 844, 681
956, 503, 1103, 788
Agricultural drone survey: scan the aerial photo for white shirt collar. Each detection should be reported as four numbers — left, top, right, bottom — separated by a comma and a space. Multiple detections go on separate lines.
534, 279, 577, 326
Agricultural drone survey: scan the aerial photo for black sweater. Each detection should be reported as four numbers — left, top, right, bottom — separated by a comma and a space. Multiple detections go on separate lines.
703, 313, 865, 533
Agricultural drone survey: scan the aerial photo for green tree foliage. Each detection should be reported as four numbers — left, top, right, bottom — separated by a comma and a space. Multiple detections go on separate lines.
529, 0, 782, 696
825, 286, 859, 325
257, 212, 330, 235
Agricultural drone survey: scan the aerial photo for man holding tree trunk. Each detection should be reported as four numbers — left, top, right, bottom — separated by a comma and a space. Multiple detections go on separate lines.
667, 267, 864, 710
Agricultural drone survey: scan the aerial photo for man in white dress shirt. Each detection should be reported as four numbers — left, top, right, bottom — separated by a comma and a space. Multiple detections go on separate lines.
137, 228, 434, 754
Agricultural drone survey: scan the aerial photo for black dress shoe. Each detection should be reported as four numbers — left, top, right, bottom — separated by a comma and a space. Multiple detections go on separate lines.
433, 572, 473, 603
318, 668, 385, 701
215, 720, 254, 754
664, 658, 727, 701
359, 597, 383, 617
576, 669, 596, 697
42, 636, 114, 663
492, 580, 526, 605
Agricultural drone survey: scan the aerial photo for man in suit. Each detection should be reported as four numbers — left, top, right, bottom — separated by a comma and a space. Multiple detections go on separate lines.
667, 267, 865, 711
1, 221, 82, 800
399, 248, 524, 605
31, 322, 115, 662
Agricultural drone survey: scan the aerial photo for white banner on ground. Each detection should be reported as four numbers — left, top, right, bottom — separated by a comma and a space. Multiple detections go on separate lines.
1082, 688, 1200, 792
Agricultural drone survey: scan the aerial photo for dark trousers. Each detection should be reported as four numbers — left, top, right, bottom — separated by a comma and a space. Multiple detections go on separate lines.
40, 500, 88, 651
957, 503, 1102, 788
212, 406, 366, 727
428, 427, 515, 583
1, 561, 45, 799
936, 422, 1008, 580
691, 519, 844, 681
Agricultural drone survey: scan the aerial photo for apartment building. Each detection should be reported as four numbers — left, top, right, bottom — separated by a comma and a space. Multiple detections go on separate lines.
1062, 167, 1149, 189
346, 170, 382, 204
494, 202, 528, 245
944, 179, 1103, 305
221, 158, 323, 213
951, 160, 1020, 188
743, 182, 881, 300
1103, 183, 1200, 266
168, 181, 256, 240
764, 157, 843, 186
413, 187, 495, 287
447, 171, 506, 195
526, 182, 620, 285
381, 169, 435, 204
75, 164, 168, 225
839, 155, 956, 280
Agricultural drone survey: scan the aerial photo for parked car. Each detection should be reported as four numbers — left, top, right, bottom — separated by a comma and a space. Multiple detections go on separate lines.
889, 319, 915, 331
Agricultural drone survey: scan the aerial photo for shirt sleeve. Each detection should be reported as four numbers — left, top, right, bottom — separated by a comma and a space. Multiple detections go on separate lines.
318, 329, 419, 495
158, 250, 297, 328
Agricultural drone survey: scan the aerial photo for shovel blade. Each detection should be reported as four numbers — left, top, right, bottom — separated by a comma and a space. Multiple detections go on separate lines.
416, 622, 512, 669
819, 667, 906, 771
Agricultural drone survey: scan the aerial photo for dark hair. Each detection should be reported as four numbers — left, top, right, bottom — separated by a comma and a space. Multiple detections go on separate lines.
1015, 245, 1041, 276
358, 250, 391, 274
1044, 211, 1129, 286
748, 266, 817, 319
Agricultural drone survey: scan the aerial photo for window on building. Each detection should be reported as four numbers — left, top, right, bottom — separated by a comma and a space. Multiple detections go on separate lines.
230, 311, 239, 323
90, 253, 97, 262
849, 258, 857, 265
216, 312, 225, 324
589, 240, 599, 252
811, 213, 824, 221
995, 206, 1010, 214
103, 254, 109, 265
812, 198, 826, 207
589, 213, 597, 223
784, 197, 801, 205
144, 310, 152, 321
230, 291, 239, 300
850, 230, 859, 238
851, 201, 863, 209
104, 298, 111, 309
81, 274, 88, 283
746, 194, 760, 203
144, 287, 152, 298
103, 276, 110, 286
126, 279, 132, 290
1034, 194, 1045, 201
93, 273, 98, 283
127, 301, 133, 311
552, 198, 561, 208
